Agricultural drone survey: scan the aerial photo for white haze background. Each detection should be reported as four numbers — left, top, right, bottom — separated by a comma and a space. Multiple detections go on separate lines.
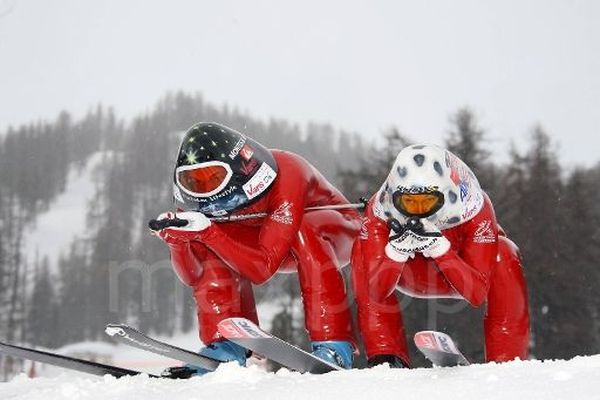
1, 0, 599, 165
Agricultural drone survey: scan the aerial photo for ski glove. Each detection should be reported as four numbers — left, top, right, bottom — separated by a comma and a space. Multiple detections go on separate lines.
411, 219, 451, 259
385, 230, 416, 262
155, 211, 211, 244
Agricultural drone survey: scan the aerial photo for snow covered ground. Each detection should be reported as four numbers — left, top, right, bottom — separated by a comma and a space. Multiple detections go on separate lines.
4, 301, 293, 378
1, 355, 600, 400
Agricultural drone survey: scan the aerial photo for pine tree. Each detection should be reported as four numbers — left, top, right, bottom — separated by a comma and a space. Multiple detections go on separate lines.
27, 257, 59, 348
445, 107, 495, 192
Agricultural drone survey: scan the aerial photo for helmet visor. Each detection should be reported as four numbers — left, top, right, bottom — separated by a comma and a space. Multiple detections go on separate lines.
176, 161, 233, 197
392, 191, 445, 217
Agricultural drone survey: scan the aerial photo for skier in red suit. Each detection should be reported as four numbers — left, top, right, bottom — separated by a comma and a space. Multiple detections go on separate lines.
352, 144, 529, 368
154, 122, 360, 376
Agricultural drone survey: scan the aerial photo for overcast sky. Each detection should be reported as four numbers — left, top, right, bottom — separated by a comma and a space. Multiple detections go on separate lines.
1, 0, 599, 165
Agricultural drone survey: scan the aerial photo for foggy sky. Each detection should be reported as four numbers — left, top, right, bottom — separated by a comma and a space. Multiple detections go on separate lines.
1, 0, 599, 166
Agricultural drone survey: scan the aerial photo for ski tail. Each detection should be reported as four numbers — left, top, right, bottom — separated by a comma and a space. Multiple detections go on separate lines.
0, 341, 151, 378
105, 323, 220, 371
217, 317, 341, 374
414, 331, 470, 367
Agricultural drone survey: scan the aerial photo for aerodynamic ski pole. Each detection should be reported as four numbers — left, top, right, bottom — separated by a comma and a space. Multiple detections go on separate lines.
148, 200, 367, 231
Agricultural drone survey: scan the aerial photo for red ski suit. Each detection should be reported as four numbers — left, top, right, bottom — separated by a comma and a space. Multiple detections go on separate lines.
352, 194, 529, 365
165, 150, 361, 344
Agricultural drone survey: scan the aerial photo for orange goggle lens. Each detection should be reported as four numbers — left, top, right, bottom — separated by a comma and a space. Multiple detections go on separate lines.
393, 192, 444, 217
177, 164, 230, 194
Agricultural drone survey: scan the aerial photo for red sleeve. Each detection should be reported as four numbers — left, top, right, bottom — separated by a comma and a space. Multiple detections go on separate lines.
355, 197, 407, 301
434, 195, 498, 306
166, 242, 204, 287
198, 162, 308, 285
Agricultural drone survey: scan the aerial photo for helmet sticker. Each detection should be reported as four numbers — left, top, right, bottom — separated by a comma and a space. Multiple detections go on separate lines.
228, 136, 247, 159
243, 162, 277, 200
240, 145, 254, 161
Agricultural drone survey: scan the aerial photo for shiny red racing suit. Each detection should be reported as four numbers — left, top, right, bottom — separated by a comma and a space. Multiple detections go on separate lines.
352, 194, 530, 365
165, 150, 361, 345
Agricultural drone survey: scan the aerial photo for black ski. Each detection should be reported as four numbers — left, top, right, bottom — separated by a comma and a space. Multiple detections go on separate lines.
414, 330, 470, 367
0, 340, 153, 378
105, 324, 220, 371
217, 317, 341, 374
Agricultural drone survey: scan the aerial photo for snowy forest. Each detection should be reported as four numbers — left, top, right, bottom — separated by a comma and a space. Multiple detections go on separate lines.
1, 91, 599, 378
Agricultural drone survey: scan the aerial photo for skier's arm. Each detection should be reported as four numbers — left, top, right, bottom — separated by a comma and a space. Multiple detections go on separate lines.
198, 178, 308, 285
433, 201, 498, 307
165, 242, 204, 286
357, 204, 407, 302
156, 211, 204, 286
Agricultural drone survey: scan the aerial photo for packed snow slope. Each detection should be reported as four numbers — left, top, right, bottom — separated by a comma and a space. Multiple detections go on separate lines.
2, 355, 600, 400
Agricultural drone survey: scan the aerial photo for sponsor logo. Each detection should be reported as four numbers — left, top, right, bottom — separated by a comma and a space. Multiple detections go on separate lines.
462, 192, 483, 220
359, 217, 369, 240
459, 181, 469, 201
240, 159, 259, 176
408, 235, 439, 253
243, 163, 277, 200
438, 335, 453, 353
397, 185, 440, 194
240, 145, 254, 161
211, 209, 228, 217
462, 204, 478, 220
229, 136, 247, 159
473, 220, 496, 243
416, 333, 436, 349
271, 201, 293, 225
209, 185, 237, 202
238, 320, 266, 338
446, 151, 474, 187
184, 185, 238, 203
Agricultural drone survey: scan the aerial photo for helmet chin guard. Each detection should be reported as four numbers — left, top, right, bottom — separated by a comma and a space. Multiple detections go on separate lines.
373, 144, 484, 230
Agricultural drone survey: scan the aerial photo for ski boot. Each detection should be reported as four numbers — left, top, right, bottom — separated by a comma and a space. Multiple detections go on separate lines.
311, 341, 354, 369
161, 340, 249, 379
367, 354, 408, 369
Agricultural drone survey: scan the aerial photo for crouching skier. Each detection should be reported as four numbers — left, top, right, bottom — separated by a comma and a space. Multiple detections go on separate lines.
352, 144, 530, 368
153, 122, 361, 377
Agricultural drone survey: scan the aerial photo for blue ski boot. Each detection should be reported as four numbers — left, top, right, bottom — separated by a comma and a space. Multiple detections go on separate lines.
311, 341, 354, 369
161, 340, 249, 379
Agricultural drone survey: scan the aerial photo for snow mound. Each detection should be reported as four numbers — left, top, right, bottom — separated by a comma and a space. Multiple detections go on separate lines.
2, 355, 600, 400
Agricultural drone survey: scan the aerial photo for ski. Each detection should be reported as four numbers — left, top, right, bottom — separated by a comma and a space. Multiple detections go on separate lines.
414, 330, 470, 367
105, 323, 220, 371
0, 340, 154, 378
217, 317, 341, 374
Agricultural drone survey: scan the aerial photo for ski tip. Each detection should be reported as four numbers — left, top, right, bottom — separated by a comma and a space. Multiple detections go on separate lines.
105, 324, 126, 337
414, 331, 459, 354
217, 318, 270, 339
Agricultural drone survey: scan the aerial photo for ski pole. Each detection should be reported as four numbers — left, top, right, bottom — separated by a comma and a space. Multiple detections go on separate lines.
148, 199, 367, 231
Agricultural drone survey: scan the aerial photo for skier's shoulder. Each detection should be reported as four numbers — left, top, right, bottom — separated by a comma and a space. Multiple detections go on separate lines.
271, 149, 312, 171
363, 194, 389, 228
271, 149, 324, 187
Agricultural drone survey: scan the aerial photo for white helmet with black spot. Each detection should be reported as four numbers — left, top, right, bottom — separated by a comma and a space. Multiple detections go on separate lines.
373, 144, 484, 230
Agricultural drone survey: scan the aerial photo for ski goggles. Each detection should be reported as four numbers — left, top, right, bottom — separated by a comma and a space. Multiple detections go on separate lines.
175, 161, 233, 197
392, 191, 445, 218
